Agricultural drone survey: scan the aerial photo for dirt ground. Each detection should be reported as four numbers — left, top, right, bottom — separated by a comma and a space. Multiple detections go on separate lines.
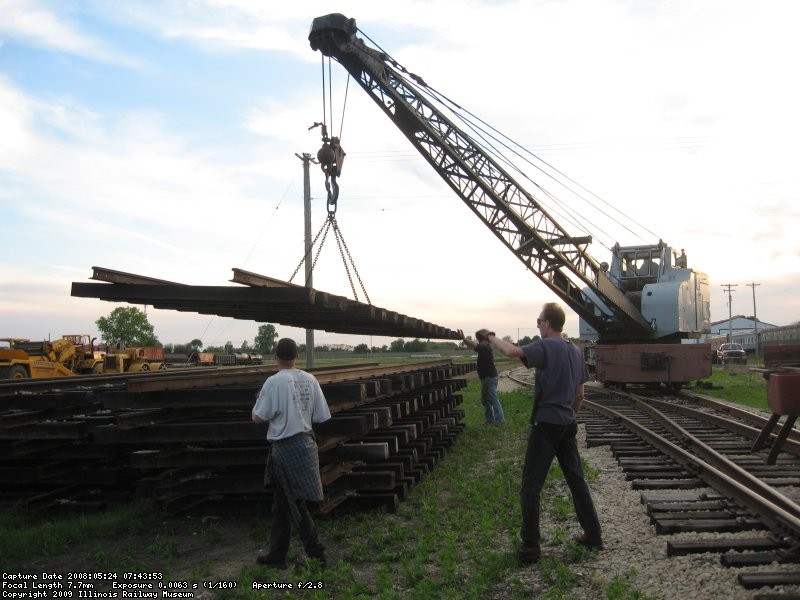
13, 511, 266, 597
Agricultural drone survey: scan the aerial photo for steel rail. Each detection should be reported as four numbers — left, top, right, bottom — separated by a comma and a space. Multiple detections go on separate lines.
681, 389, 800, 446
584, 390, 800, 543
0, 359, 460, 397
645, 395, 800, 456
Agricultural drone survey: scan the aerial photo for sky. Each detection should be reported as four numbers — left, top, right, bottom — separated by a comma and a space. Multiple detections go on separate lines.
1, 0, 798, 350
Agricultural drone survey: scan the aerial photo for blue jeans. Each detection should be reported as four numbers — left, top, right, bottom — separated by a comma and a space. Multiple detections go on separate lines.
520, 421, 601, 549
480, 376, 505, 424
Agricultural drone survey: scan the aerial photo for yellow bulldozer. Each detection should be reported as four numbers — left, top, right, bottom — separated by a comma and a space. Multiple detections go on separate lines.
0, 335, 164, 379
100, 346, 165, 374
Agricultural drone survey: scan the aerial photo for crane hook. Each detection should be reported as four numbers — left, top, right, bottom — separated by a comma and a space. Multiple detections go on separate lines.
312, 123, 346, 214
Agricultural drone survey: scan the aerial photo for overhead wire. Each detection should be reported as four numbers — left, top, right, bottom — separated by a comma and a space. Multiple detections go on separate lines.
201, 163, 298, 348
421, 81, 650, 249
358, 27, 661, 250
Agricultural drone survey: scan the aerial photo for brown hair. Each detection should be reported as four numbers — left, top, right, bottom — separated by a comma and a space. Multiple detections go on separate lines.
275, 338, 298, 360
541, 302, 566, 332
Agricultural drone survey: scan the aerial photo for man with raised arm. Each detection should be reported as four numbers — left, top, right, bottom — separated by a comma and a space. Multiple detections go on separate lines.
480, 302, 602, 564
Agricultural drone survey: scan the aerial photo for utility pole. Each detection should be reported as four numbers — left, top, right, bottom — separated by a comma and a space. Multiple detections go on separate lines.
721, 283, 738, 342
296, 152, 316, 368
747, 282, 761, 359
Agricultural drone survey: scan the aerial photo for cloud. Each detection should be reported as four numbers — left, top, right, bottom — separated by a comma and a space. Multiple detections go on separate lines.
0, 0, 142, 67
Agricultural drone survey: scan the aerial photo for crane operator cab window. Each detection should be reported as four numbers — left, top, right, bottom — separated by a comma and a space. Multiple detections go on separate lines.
620, 249, 660, 279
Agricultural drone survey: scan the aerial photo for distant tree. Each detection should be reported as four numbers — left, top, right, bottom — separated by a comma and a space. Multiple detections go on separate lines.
353, 343, 370, 353
404, 338, 426, 352
96, 306, 159, 347
224, 341, 234, 354
190, 338, 202, 349
430, 341, 459, 350
254, 324, 278, 355
518, 335, 539, 345
389, 338, 405, 352
241, 340, 250, 352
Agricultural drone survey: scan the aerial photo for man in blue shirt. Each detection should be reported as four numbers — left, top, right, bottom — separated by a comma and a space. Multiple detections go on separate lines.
481, 302, 602, 564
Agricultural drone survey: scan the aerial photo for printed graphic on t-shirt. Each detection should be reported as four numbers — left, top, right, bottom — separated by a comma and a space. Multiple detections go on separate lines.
292, 378, 315, 418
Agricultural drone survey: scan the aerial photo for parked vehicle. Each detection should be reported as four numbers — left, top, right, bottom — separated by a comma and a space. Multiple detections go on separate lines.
0, 334, 164, 379
717, 343, 747, 365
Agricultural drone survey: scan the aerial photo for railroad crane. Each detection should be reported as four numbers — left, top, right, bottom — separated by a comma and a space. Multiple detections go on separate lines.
308, 13, 711, 387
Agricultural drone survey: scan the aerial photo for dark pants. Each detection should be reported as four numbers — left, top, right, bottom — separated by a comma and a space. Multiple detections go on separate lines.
268, 480, 325, 561
520, 421, 602, 549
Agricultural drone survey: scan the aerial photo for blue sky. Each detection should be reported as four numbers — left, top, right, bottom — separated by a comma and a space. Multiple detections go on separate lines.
1, 0, 799, 349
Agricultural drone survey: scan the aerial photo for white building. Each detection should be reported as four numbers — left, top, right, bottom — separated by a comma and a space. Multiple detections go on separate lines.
708, 315, 777, 339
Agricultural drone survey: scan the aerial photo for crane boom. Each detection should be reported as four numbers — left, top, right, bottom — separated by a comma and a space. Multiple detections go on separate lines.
309, 14, 706, 343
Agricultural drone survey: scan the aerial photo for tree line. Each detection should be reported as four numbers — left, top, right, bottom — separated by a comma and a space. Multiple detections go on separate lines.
92, 306, 500, 357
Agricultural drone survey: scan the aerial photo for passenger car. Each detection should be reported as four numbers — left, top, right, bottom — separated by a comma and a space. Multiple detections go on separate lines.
717, 343, 747, 365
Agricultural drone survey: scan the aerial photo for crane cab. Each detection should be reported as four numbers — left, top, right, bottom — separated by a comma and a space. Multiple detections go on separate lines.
581, 241, 710, 342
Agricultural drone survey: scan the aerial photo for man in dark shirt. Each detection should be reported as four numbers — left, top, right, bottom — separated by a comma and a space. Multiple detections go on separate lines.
460, 329, 505, 424
480, 302, 602, 564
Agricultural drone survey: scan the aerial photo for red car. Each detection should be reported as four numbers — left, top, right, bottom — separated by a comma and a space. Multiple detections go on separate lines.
717, 343, 747, 365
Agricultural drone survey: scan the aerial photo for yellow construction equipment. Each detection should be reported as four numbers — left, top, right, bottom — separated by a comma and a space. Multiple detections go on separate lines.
0, 335, 164, 379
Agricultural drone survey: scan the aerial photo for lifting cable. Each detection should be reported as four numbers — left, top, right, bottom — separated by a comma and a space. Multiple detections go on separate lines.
292, 55, 370, 305
313, 55, 346, 213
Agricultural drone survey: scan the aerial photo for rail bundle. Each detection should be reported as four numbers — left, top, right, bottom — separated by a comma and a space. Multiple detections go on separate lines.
0, 360, 474, 515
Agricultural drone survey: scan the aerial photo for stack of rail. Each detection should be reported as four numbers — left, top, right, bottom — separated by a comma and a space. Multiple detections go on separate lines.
0, 360, 473, 515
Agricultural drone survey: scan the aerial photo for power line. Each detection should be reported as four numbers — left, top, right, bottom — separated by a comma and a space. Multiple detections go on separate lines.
746, 282, 761, 358
721, 283, 738, 342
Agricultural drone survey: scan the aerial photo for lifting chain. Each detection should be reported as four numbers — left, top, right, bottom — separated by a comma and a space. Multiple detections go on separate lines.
289, 214, 371, 306
330, 215, 371, 305
289, 218, 331, 284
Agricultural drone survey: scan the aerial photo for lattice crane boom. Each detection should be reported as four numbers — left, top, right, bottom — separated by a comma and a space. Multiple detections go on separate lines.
308, 14, 695, 342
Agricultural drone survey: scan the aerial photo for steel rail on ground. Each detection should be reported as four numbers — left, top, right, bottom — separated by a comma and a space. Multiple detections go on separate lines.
0, 359, 455, 398
584, 389, 800, 544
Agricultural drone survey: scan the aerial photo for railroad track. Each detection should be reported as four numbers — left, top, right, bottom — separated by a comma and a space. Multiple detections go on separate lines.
506, 367, 800, 597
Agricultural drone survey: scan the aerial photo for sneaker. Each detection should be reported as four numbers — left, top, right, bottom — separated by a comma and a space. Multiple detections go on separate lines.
256, 553, 288, 569
518, 545, 541, 564
574, 534, 603, 550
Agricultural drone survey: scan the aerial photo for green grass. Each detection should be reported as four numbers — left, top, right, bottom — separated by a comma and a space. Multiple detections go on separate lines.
0, 500, 153, 563
695, 365, 768, 410
0, 380, 648, 599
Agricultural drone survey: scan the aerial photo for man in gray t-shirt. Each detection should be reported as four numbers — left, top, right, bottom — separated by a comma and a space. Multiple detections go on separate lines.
480, 302, 603, 564
252, 338, 331, 569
